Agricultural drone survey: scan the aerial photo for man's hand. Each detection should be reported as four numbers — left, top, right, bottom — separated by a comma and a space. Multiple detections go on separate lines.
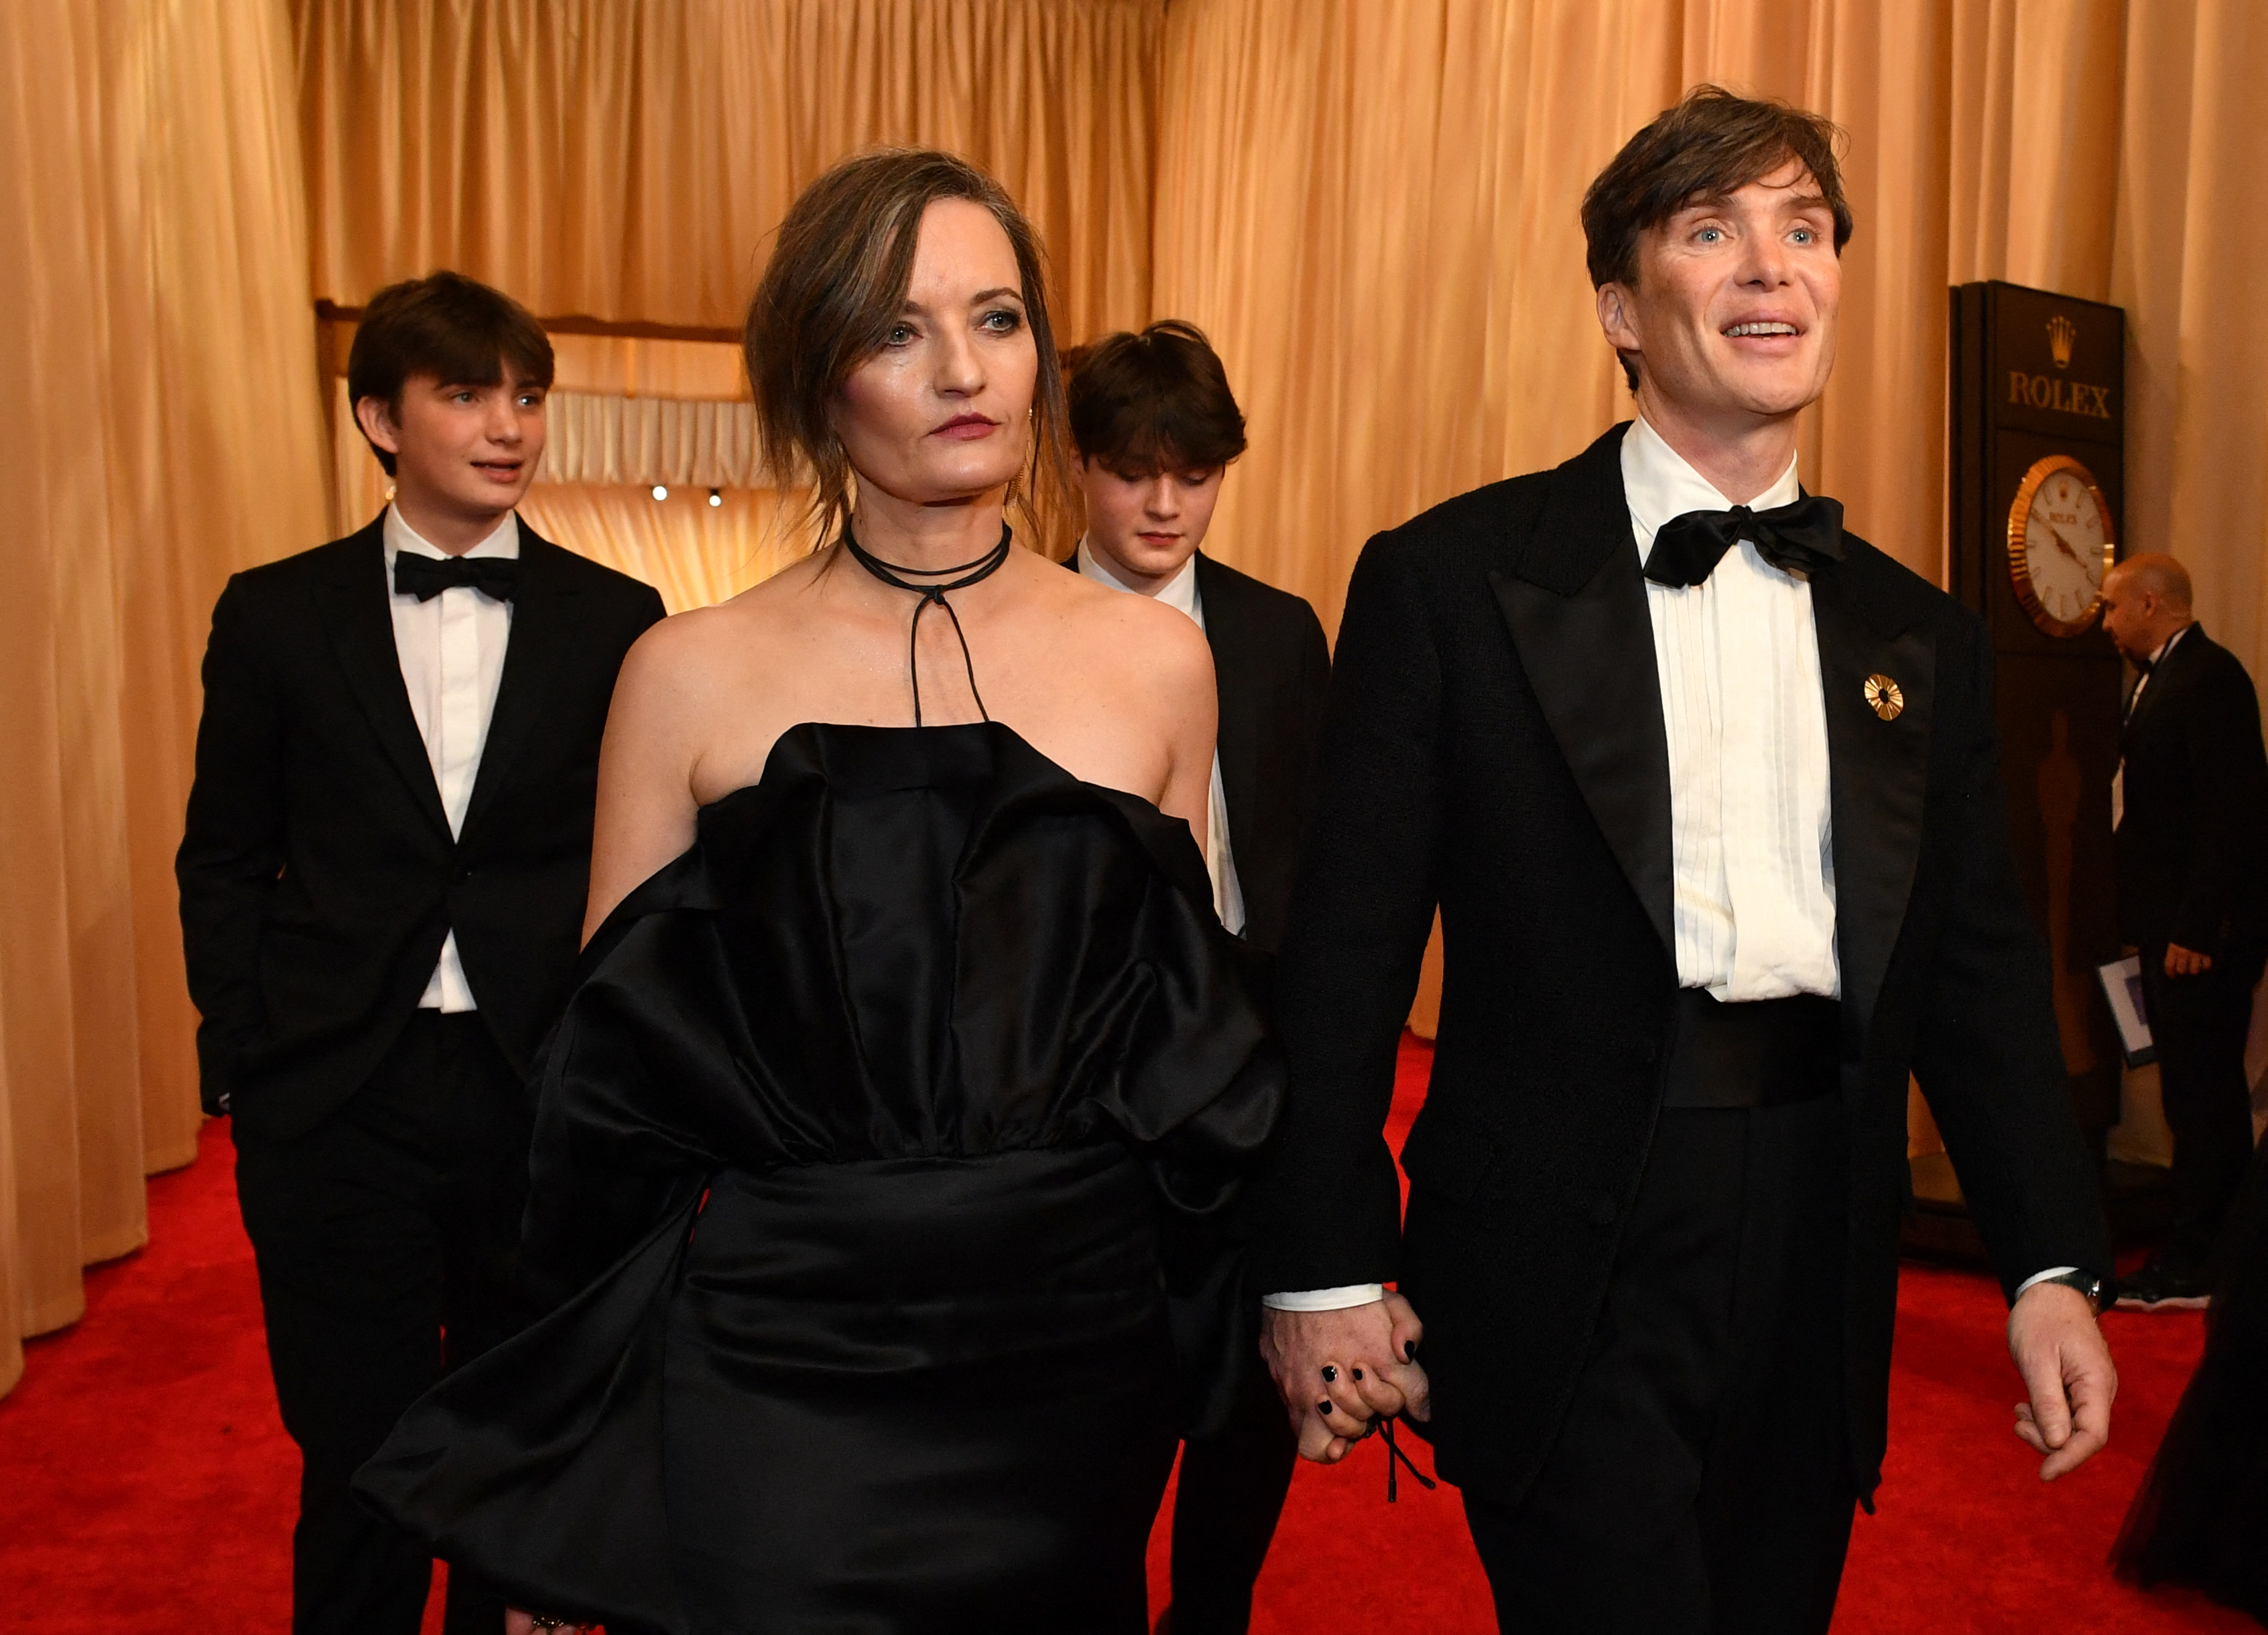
2007, 1280, 2117, 1481
1259, 1293, 1429, 1463
2165, 943, 2213, 976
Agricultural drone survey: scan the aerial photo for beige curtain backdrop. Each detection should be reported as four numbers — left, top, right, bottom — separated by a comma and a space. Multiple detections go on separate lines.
0, 0, 328, 1395
293, 0, 1163, 343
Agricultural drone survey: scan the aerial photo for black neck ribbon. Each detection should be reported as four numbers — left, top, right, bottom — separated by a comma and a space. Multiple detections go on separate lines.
841, 523, 1014, 728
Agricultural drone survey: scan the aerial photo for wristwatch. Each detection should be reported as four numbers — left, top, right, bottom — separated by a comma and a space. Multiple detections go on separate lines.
2031, 1269, 2110, 1314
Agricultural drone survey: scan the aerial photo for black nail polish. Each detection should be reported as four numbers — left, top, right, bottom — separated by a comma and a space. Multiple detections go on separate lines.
1320, 1365, 1337, 1383
1403, 1341, 1420, 1361
1351, 1368, 1365, 1381
1316, 1399, 1336, 1416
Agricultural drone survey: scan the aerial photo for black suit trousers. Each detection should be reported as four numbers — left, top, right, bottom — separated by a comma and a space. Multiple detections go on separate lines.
2141, 941, 2267, 1274
235, 1012, 535, 1635
1166, 1345, 1299, 1633
1460, 1100, 1855, 1635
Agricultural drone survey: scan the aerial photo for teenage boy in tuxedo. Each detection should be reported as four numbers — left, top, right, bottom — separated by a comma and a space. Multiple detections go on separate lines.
178, 271, 664, 1634
1256, 88, 2116, 1634
1065, 321, 1331, 1634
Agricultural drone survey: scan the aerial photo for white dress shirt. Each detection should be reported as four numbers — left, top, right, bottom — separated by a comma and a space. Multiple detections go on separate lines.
1625, 413, 1840, 1002
383, 503, 519, 1011
1075, 539, 1247, 936
1269, 417, 2072, 1314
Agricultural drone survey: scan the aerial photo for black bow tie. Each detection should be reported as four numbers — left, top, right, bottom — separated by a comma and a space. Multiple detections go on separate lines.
1643, 495, 1845, 588
393, 552, 520, 603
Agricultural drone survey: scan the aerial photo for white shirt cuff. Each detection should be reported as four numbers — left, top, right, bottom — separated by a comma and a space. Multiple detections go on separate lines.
2013, 1266, 2080, 1299
1262, 1284, 1387, 1312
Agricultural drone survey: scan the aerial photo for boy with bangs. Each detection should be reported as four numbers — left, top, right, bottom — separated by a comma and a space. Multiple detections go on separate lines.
178, 272, 662, 1634
1066, 320, 1330, 1634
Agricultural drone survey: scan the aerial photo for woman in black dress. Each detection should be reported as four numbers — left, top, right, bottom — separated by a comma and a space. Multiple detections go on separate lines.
357, 150, 1283, 1634
2113, 1126, 2268, 1624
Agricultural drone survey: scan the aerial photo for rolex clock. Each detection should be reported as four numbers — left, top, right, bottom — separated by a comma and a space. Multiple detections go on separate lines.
1932, 279, 2129, 1258
2007, 453, 2115, 637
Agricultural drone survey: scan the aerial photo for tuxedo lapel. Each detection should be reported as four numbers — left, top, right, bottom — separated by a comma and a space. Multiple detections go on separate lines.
1810, 547, 1936, 1035
458, 521, 581, 848
1490, 426, 1676, 959
312, 522, 451, 837
1194, 554, 1262, 856
2122, 621, 2202, 744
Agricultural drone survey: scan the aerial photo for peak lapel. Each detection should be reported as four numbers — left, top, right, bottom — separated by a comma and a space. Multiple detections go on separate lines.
1489, 427, 1675, 958
1810, 549, 1936, 1035
458, 521, 580, 848
314, 524, 451, 837
1193, 554, 1261, 853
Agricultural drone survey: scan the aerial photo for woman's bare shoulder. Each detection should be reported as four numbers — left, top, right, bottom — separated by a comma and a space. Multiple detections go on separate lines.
1076, 576, 1214, 696
617, 563, 821, 694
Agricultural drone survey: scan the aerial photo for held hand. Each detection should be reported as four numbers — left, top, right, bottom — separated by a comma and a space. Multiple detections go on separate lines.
1259, 1293, 1430, 1464
506, 1612, 592, 1635
2165, 943, 2213, 976
2007, 1281, 2117, 1481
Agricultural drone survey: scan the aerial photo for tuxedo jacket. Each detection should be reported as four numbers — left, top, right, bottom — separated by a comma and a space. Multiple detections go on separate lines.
177, 515, 665, 1142
1189, 553, 1332, 953
1255, 424, 2110, 1505
1068, 551, 1332, 954
2113, 623, 2268, 954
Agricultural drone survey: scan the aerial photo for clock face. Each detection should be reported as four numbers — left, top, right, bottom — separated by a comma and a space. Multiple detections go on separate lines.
2007, 454, 2115, 637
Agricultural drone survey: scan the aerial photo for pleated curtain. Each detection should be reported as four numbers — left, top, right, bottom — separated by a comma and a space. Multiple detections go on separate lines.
0, 0, 329, 1394
9, 0, 2268, 1394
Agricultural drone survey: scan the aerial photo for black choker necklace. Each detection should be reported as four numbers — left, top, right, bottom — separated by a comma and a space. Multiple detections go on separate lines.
841, 523, 1013, 727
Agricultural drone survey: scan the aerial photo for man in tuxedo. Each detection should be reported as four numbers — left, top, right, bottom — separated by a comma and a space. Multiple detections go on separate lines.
1064, 320, 1331, 1634
177, 271, 664, 1634
2100, 552, 2268, 1309
1254, 87, 2117, 1632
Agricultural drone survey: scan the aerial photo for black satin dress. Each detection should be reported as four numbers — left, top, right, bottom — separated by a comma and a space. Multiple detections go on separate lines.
2113, 1127, 2268, 1622
356, 722, 1284, 1635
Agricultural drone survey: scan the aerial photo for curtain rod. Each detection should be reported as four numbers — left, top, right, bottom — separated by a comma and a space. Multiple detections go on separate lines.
315, 300, 740, 345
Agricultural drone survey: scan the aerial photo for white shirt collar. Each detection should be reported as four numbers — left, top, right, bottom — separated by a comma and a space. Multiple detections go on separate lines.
383, 503, 521, 565
1621, 413, 1803, 565
2150, 623, 2194, 667
1075, 536, 1203, 623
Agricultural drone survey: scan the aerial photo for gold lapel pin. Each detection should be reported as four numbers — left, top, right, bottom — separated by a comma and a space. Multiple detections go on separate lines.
1864, 673, 1905, 721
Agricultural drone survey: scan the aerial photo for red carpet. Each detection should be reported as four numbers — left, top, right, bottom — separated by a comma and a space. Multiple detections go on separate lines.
0, 1033, 2255, 1632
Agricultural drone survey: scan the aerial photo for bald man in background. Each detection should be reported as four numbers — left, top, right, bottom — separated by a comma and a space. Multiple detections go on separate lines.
2100, 553, 2268, 1309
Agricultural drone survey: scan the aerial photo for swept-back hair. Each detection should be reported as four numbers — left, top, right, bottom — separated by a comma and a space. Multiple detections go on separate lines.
744, 147, 1070, 548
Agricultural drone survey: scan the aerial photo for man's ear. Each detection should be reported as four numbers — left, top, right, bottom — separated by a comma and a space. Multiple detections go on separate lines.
1596, 281, 1641, 354
353, 395, 402, 457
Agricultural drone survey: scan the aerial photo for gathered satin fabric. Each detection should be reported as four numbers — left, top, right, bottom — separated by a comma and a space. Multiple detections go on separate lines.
355, 722, 1284, 1634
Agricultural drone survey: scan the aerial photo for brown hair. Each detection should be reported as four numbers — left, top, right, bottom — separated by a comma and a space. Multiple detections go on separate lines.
346, 271, 554, 476
1581, 85, 1853, 390
1064, 320, 1248, 474
744, 148, 1070, 548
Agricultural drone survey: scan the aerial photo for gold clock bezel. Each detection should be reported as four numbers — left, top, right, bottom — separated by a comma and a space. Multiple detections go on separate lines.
2006, 453, 2116, 638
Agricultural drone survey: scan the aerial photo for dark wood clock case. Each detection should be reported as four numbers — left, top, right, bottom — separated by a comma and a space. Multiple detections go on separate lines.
1911, 280, 2161, 1256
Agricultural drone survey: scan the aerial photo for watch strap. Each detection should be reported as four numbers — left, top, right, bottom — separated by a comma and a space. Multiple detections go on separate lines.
2032, 1268, 2110, 1314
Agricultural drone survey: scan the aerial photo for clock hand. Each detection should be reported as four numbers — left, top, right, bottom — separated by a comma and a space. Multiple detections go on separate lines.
2043, 523, 2088, 568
